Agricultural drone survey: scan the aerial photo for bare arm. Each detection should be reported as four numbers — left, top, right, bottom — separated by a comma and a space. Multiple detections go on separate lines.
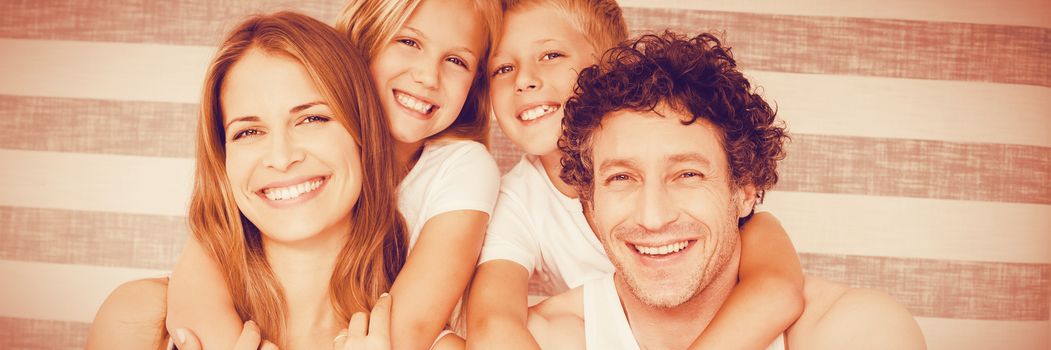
465, 260, 539, 350
389, 210, 489, 350
798, 288, 925, 350
87, 278, 170, 350
165, 236, 243, 349
688, 212, 805, 350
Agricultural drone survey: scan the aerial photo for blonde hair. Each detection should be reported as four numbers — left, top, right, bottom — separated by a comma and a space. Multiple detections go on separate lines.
335, 0, 502, 146
502, 0, 628, 54
191, 11, 407, 346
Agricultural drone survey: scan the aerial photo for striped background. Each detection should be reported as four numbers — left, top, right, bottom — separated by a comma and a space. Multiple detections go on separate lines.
0, 1, 1048, 349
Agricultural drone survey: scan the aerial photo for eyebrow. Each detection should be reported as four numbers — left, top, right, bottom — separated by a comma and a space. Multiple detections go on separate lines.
598, 158, 640, 173
405, 26, 477, 57
668, 153, 712, 167
224, 101, 327, 129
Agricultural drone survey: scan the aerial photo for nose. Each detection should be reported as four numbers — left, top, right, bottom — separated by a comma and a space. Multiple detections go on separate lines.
261, 132, 305, 172
514, 64, 542, 93
635, 182, 678, 232
411, 61, 439, 90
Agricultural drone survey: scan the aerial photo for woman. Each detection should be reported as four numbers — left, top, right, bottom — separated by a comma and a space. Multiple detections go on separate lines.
89, 11, 405, 350
166, 0, 503, 348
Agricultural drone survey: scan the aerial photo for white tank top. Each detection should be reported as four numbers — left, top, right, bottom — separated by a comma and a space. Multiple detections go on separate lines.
583, 274, 786, 350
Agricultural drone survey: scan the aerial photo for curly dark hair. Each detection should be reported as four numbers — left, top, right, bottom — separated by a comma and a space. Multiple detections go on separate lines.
559, 31, 787, 209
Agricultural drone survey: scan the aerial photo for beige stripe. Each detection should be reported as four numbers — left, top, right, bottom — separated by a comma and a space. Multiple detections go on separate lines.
802, 254, 1049, 321
0, 260, 168, 323
0, 95, 197, 158
0, 38, 211, 103
0, 317, 90, 350
915, 317, 1049, 350
2, 149, 1045, 263
619, 0, 1051, 28
626, 8, 1051, 87
4, 39, 1049, 147
0, 206, 186, 270
0, 149, 193, 217
760, 191, 1051, 264
749, 70, 1051, 148
780, 134, 1051, 204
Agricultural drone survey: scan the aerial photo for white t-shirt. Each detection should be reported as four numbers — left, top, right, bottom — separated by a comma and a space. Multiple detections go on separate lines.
398, 139, 501, 249
478, 155, 613, 300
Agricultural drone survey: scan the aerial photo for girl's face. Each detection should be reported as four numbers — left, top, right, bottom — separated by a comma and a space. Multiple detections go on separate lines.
369, 0, 487, 146
221, 49, 362, 245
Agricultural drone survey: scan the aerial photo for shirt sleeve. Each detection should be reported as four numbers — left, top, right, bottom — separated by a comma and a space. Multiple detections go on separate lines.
477, 189, 541, 273
419, 141, 501, 223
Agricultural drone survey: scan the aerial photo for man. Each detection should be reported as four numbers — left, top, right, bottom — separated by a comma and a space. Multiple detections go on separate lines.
524, 31, 926, 349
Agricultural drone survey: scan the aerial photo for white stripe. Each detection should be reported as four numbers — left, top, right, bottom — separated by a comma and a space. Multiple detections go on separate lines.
2, 148, 1047, 264
0, 149, 193, 217
3, 39, 1048, 147
0, 38, 211, 104
915, 317, 1049, 350
747, 70, 1051, 148
619, 0, 1051, 29
0, 260, 169, 323
760, 191, 1051, 264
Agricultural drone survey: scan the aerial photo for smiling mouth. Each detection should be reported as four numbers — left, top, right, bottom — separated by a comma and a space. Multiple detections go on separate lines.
260, 177, 326, 201
517, 103, 560, 122
394, 90, 437, 115
631, 240, 696, 256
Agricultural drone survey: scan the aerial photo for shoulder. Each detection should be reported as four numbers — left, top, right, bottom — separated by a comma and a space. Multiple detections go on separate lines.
526, 288, 586, 349
423, 140, 497, 169
87, 277, 170, 350
788, 276, 925, 350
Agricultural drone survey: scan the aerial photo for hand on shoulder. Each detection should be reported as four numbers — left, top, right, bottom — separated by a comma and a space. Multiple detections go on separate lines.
87, 277, 170, 350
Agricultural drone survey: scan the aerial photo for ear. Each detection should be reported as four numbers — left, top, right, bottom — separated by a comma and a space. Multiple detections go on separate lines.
734, 183, 758, 219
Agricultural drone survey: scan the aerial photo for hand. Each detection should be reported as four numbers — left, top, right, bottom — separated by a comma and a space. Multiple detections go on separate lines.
172, 321, 278, 350
334, 293, 392, 350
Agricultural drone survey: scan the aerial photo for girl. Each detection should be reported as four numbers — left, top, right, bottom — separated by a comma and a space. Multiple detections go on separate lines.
166, 1, 502, 349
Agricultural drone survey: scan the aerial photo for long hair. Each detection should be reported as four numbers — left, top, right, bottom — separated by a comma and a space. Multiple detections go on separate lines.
190, 11, 407, 346
335, 0, 502, 146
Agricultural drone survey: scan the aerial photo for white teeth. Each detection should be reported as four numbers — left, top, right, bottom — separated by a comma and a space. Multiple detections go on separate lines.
518, 104, 557, 121
634, 241, 689, 256
263, 178, 324, 201
395, 92, 434, 114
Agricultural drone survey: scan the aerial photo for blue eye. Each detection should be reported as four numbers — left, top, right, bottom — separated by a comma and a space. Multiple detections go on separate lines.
232, 128, 260, 141
541, 52, 564, 61
300, 115, 330, 124
492, 64, 514, 77
447, 56, 469, 69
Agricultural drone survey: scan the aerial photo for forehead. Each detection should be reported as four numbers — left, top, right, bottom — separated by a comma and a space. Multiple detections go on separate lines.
220, 49, 322, 122
495, 3, 592, 55
407, 0, 486, 53
591, 108, 727, 169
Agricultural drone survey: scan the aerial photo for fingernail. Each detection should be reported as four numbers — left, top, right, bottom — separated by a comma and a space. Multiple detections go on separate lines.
245, 320, 257, 330
175, 328, 186, 344
380, 292, 390, 298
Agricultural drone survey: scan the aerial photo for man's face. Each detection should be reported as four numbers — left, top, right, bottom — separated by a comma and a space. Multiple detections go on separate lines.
587, 106, 755, 308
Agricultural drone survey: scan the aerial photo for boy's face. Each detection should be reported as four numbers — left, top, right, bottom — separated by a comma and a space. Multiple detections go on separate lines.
488, 5, 599, 157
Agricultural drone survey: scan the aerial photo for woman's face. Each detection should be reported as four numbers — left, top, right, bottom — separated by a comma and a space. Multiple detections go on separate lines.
221, 49, 362, 245
368, 0, 487, 146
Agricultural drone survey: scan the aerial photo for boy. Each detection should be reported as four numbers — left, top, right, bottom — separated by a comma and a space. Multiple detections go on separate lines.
467, 1, 805, 348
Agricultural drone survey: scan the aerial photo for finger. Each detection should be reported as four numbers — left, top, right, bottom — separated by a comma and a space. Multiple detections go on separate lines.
332, 330, 348, 350
368, 293, 392, 338
348, 312, 369, 338
260, 340, 279, 350
173, 328, 201, 350
233, 320, 262, 350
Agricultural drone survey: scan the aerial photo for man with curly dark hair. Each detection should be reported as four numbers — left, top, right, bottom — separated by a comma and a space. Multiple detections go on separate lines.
523, 31, 925, 349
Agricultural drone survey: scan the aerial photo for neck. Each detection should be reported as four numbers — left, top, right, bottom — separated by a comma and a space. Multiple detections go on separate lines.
394, 139, 424, 173
539, 150, 578, 198
615, 243, 742, 349
263, 225, 348, 349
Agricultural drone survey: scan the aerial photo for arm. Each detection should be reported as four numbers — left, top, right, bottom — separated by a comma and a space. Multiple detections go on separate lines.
688, 212, 805, 350
165, 236, 244, 349
801, 288, 925, 350
87, 278, 170, 350
465, 260, 540, 350
388, 210, 489, 350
